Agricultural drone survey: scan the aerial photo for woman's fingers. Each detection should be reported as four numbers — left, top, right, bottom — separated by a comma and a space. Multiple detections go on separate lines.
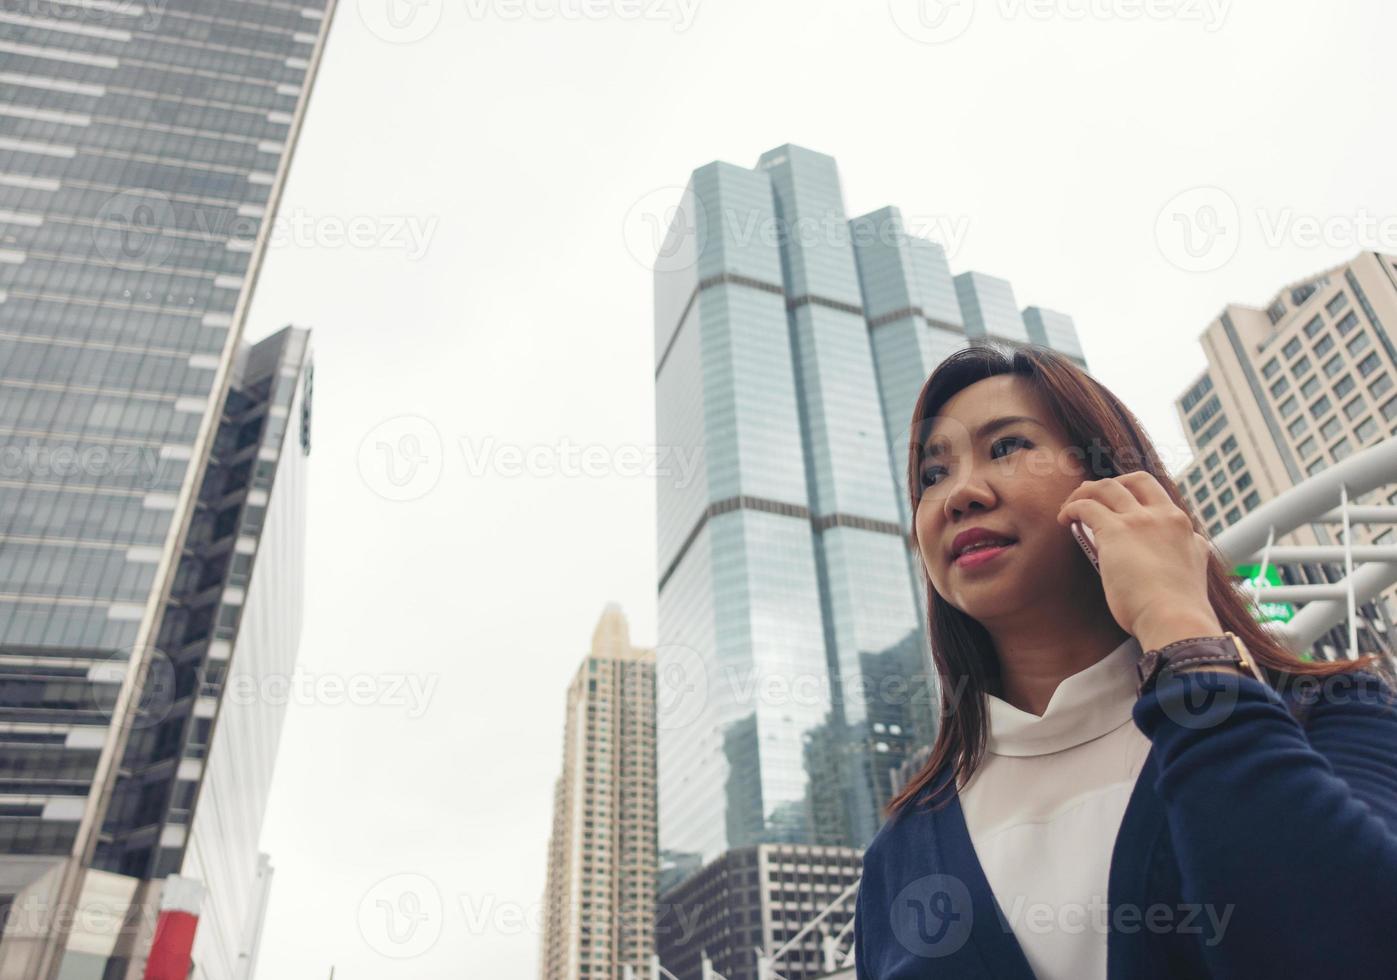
1057, 496, 1115, 530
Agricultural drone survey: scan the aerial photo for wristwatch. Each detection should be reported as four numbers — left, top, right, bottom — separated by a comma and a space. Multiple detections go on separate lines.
1136, 630, 1262, 698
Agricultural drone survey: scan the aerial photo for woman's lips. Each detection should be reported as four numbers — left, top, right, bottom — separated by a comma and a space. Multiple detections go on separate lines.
953, 541, 1016, 568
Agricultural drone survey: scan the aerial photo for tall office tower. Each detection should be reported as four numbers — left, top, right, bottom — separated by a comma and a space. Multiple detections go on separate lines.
1171, 251, 1397, 660
538, 605, 657, 980
653, 144, 1087, 877
1023, 306, 1086, 363
0, 325, 313, 976
654, 843, 862, 980
954, 270, 1030, 343
0, 0, 334, 973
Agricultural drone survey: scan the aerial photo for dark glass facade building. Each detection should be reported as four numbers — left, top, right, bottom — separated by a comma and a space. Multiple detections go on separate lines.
0, 1, 332, 975
653, 145, 1089, 874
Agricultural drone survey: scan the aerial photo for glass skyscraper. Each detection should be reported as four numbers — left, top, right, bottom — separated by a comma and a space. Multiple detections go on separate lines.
0, 1, 333, 975
653, 144, 1088, 874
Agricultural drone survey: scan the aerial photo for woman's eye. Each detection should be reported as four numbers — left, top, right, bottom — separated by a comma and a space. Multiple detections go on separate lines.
992, 436, 1029, 457
921, 437, 1028, 489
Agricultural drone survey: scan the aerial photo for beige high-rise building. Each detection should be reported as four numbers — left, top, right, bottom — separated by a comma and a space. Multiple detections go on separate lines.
1171, 250, 1397, 658
539, 604, 657, 980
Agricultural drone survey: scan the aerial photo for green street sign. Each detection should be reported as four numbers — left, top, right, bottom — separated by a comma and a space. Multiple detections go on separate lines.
1233, 563, 1296, 624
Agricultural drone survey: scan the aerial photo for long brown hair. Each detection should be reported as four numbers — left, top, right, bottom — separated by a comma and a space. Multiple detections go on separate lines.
886, 343, 1387, 816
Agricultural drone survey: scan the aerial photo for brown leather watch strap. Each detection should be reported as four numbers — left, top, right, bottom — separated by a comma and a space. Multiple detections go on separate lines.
1136, 634, 1249, 697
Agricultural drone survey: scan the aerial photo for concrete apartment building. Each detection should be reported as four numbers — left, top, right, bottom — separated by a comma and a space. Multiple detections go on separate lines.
539, 605, 657, 980
1172, 251, 1397, 658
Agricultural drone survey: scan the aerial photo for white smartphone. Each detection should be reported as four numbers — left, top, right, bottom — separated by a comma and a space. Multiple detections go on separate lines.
1071, 520, 1100, 574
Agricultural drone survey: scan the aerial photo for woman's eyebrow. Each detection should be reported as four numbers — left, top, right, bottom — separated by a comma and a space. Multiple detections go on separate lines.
924, 415, 1043, 457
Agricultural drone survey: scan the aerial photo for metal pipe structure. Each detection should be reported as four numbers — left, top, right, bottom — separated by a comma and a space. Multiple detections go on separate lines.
1214, 436, 1397, 657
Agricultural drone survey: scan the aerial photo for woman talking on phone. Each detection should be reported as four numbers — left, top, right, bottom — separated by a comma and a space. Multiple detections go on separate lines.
854, 345, 1397, 980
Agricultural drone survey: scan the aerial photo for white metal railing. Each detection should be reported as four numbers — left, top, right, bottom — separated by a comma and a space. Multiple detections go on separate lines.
1215, 436, 1397, 660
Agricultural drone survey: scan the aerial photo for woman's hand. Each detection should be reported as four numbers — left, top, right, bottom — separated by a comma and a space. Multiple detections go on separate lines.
1056, 471, 1224, 652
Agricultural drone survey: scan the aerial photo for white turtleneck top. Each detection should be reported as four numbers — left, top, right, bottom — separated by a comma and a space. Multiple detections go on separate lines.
957, 634, 1152, 980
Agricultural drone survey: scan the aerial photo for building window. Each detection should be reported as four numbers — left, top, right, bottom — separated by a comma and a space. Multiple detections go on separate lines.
1383, 396, 1397, 422
1205, 452, 1220, 470
1313, 334, 1335, 357
1371, 374, 1393, 399
1236, 472, 1252, 491
1306, 458, 1326, 476
1309, 395, 1332, 419
1261, 358, 1280, 380
1211, 471, 1226, 488
1334, 374, 1355, 398
1335, 311, 1359, 335
1208, 520, 1224, 535
1220, 434, 1237, 453
1346, 332, 1371, 357
1290, 354, 1311, 378
1189, 395, 1222, 432
1227, 454, 1245, 473
1326, 292, 1349, 317
1280, 395, 1299, 418
1283, 337, 1303, 359
1202, 502, 1217, 519
1297, 435, 1317, 457
1219, 488, 1235, 506
1343, 396, 1366, 420
1302, 315, 1325, 338
1180, 374, 1214, 412
1358, 352, 1381, 377
1188, 469, 1203, 486
1300, 376, 1321, 399
1321, 416, 1342, 441
1331, 437, 1352, 461
1322, 354, 1344, 378
1356, 417, 1378, 442
1226, 507, 1241, 523
1269, 377, 1289, 398
1197, 483, 1211, 500
1243, 491, 1261, 510
1288, 415, 1309, 438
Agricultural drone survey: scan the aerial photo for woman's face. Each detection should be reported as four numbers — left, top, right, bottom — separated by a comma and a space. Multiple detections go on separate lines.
914, 374, 1098, 623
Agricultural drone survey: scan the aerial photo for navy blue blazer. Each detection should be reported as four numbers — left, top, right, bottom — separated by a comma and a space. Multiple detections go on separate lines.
854, 666, 1397, 979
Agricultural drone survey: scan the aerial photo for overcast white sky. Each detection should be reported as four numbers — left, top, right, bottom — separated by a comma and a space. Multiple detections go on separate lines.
239, 0, 1397, 975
